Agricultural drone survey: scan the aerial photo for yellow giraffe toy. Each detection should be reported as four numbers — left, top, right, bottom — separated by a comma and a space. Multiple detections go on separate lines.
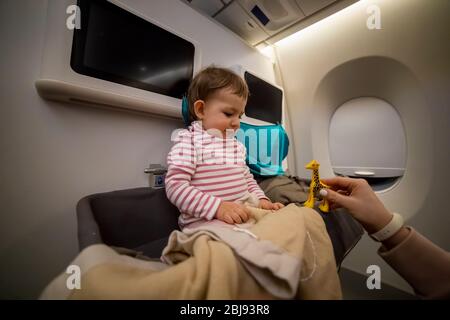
303, 160, 330, 212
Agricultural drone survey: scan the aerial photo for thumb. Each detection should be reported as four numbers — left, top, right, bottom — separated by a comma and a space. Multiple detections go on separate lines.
320, 188, 351, 208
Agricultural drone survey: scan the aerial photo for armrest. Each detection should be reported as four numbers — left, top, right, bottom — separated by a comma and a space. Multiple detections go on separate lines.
76, 195, 103, 251
76, 187, 180, 252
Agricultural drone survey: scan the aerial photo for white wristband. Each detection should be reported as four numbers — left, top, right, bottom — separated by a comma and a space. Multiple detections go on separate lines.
369, 212, 404, 242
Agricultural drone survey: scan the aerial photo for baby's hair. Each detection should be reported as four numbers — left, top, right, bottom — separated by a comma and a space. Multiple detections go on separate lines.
187, 66, 249, 124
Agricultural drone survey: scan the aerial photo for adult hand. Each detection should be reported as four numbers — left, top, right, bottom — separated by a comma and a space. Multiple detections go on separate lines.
320, 177, 393, 234
216, 201, 251, 224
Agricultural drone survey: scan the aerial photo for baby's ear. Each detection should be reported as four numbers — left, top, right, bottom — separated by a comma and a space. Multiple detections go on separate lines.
193, 100, 205, 119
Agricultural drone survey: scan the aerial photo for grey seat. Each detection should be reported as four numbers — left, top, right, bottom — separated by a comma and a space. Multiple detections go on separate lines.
76, 187, 363, 266
76, 187, 179, 258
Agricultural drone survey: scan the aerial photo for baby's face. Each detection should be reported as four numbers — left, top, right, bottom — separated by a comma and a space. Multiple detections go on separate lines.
200, 88, 246, 138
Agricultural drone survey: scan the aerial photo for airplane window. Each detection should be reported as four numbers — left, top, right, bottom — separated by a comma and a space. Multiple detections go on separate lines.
329, 97, 406, 191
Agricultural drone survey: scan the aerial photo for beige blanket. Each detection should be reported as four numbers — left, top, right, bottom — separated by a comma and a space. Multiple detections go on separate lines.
40, 204, 341, 299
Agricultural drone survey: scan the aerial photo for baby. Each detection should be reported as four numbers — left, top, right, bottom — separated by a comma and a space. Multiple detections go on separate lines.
165, 66, 284, 229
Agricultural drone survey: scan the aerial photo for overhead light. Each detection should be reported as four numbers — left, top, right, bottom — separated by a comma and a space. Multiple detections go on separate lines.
274, 0, 366, 47
257, 43, 276, 63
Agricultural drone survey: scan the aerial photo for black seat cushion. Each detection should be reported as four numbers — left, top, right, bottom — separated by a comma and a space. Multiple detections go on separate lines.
77, 188, 179, 251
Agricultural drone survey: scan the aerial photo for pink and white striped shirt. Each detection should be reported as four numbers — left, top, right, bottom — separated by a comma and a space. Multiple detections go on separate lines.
166, 121, 268, 228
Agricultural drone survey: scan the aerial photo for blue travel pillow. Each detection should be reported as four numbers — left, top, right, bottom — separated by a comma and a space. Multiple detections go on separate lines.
236, 122, 289, 177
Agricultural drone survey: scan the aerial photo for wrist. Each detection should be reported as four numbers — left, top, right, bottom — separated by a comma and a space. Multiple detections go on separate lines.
369, 212, 404, 242
381, 226, 410, 250
364, 209, 394, 234
215, 201, 224, 218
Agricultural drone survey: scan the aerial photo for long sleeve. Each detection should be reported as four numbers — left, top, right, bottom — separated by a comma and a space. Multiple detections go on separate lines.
378, 227, 450, 299
165, 131, 221, 222
243, 166, 268, 200
238, 142, 268, 200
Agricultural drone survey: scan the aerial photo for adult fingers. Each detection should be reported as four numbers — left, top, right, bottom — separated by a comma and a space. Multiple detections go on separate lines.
328, 202, 342, 211
320, 188, 353, 210
337, 189, 350, 196
321, 177, 357, 192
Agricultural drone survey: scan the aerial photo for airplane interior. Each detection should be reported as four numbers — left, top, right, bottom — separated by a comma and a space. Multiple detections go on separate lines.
0, 0, 449, 301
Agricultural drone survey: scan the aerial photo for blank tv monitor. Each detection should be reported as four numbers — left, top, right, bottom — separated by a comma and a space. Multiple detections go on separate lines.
244, 71, 283, 124
71, 0, 195, 99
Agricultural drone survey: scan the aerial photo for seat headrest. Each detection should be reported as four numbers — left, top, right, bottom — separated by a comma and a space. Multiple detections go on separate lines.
236, 122, 289, 177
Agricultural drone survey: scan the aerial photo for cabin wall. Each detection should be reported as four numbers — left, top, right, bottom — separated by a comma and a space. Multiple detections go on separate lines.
276, 0, 450, 292
0, 0, 275, 298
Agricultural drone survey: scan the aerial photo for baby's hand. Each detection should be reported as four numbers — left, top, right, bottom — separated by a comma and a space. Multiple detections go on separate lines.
259, 199, 285, 211
216, 201, 250, 224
